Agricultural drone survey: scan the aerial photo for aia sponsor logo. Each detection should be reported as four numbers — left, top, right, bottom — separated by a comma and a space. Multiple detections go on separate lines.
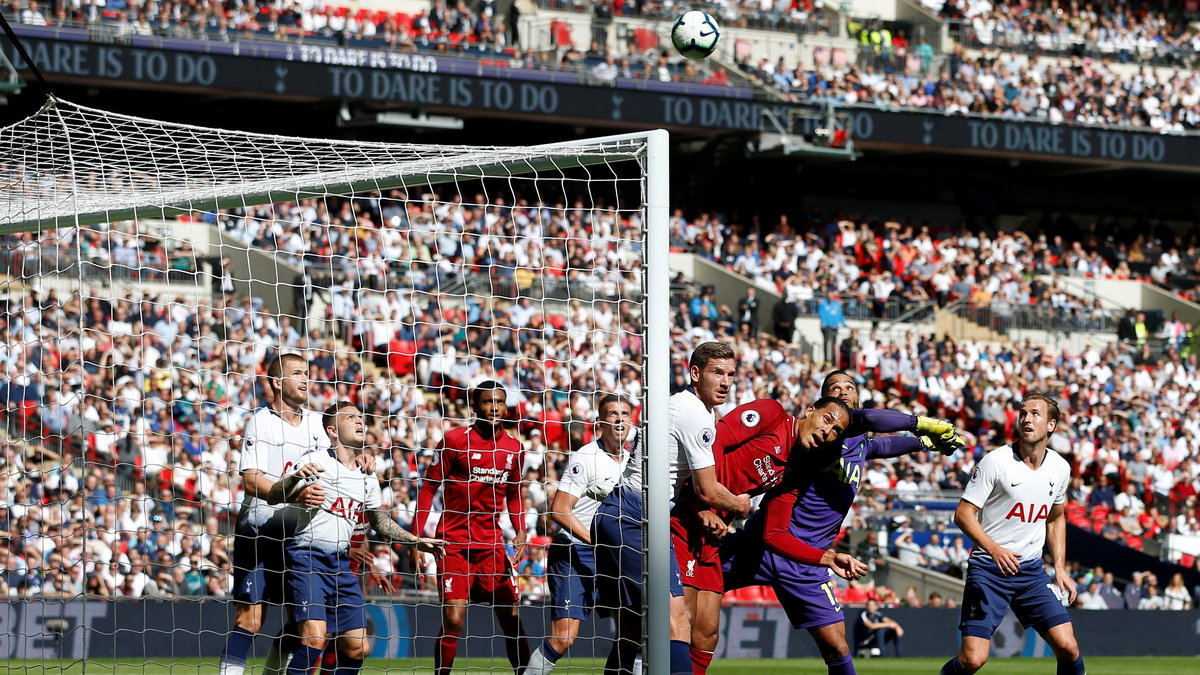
1005, 502, 1049, 523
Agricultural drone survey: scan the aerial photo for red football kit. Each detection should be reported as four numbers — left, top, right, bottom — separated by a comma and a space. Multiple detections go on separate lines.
672, 399, 797, 593
414, 424, 525, 603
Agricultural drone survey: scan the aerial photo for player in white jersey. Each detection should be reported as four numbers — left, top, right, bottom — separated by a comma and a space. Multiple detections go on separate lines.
528, 394, 634, 675
221, 353, 334, 675
942, 394, 1085, 675
269, 401, 444, 675
593, 341, 749, 675
667, 343, 753, 675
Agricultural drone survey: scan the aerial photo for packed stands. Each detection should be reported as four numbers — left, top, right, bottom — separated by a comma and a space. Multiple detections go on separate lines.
935, 0, 1200, 67
2, 185, 1199, 610
8, 1, 1200, 133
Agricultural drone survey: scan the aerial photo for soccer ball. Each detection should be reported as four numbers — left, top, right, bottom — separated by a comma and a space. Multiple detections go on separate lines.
671, 11, 720, 60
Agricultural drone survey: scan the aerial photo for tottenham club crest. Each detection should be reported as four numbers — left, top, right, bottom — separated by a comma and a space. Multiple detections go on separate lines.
699, 428, 715, 447
740, 410, 761, 428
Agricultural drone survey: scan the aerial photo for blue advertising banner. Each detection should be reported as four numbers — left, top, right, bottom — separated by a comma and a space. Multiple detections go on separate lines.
6, 26, 1200, 170
1, 601, 1196, 660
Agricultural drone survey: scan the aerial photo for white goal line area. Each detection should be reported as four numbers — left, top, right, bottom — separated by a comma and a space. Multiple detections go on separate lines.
0, 96, 673, 673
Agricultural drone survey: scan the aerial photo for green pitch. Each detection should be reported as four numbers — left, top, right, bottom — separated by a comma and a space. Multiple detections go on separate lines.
3, 657, 1198, 674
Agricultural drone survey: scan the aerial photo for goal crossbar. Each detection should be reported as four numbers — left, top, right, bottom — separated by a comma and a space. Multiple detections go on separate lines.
0, 97, 646, 233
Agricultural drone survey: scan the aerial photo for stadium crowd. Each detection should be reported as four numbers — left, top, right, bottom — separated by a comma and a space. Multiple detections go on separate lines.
0, 188, 1199, 613
670, 207, 1200, 326
932, 0, 1199, 67
7, 0, 1200, 133
751, 48, 1200, 132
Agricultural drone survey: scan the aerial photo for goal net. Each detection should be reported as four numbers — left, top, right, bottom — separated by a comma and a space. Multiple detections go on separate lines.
0, 96, 672, 674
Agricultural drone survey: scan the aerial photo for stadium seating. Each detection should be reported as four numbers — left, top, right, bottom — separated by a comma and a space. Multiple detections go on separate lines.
8, 1, 1200, 132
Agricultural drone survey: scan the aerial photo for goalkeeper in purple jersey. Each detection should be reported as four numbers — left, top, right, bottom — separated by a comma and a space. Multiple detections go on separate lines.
721, 371, 965, 675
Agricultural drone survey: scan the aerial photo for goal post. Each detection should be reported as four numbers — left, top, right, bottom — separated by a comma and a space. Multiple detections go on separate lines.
0, 95, 673, 674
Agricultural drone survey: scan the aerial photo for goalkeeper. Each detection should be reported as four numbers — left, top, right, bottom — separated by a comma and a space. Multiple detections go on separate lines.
716, 370, 965, 675
527, 394, 636, 675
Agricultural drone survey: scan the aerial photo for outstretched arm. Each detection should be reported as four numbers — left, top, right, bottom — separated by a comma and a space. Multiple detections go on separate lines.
850, 409, 916, 436
368, 509, 445, 554
761, 489, 868, 579
864, 435, 922, 459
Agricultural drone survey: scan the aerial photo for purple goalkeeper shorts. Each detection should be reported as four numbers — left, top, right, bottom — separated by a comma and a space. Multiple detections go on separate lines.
773, 572, 846, 630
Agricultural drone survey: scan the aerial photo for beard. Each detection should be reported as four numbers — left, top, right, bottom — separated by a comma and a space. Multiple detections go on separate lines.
282, 388, 307, 408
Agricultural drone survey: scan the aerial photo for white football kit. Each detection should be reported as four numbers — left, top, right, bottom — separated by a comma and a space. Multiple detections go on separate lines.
237, 407, 331, 531
961, 445, 1070, 563
556, 434, 631, 543
667, 388, 718, 499
288, 448, 382, 555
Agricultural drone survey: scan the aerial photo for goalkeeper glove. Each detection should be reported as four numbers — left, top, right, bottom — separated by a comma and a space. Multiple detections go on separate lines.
918, 434, 966, 456
915, 416, 956, 438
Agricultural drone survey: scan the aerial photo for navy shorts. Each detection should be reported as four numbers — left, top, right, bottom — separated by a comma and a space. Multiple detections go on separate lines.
231, 526, 287, 605
286, 547, 366, 634
592, 488, 684, 613
959, 557, 1071, 639
548, 539, 596, 621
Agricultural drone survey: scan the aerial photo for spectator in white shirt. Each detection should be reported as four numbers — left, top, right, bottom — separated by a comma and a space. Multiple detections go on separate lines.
922, 533, 952, 574
1113, 483, 1144, 516
1077, 580, 1109, 609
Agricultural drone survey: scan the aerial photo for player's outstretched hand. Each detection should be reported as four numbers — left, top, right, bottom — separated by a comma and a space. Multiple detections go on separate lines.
698, 510, 730, 540
352, 453, 377, 474
827, 552, 869, 580
988, 545, 1021, 576
915, 416, 956, 438
918, 434, 966, 456
1055, 568, 1077, 605
416, 537, 446, 557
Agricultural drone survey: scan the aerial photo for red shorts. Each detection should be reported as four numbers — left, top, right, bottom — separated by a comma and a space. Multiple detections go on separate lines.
670, 514, 724, 594
437, 545, 520, 605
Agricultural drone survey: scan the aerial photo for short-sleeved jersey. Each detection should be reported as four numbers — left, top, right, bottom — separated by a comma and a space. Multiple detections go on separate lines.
237, 407, 331, 532
961, 445, 1070, 563
418, 426, 524, 547
668, 388, 718, 499
288, 449, 382, 554
556, 434, 631, 544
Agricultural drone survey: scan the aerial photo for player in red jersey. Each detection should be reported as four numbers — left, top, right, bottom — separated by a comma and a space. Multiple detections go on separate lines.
413, 381, 532, 675
671, 396, 851, 674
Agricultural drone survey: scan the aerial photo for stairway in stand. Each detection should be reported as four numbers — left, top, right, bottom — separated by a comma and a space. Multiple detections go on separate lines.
932, 307, 1007, 344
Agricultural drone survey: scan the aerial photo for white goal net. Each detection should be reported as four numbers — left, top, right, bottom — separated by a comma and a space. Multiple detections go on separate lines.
0, 96, 672, 674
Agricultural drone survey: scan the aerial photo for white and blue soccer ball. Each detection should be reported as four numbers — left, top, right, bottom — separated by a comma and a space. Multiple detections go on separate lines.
671, 10, 720, 60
